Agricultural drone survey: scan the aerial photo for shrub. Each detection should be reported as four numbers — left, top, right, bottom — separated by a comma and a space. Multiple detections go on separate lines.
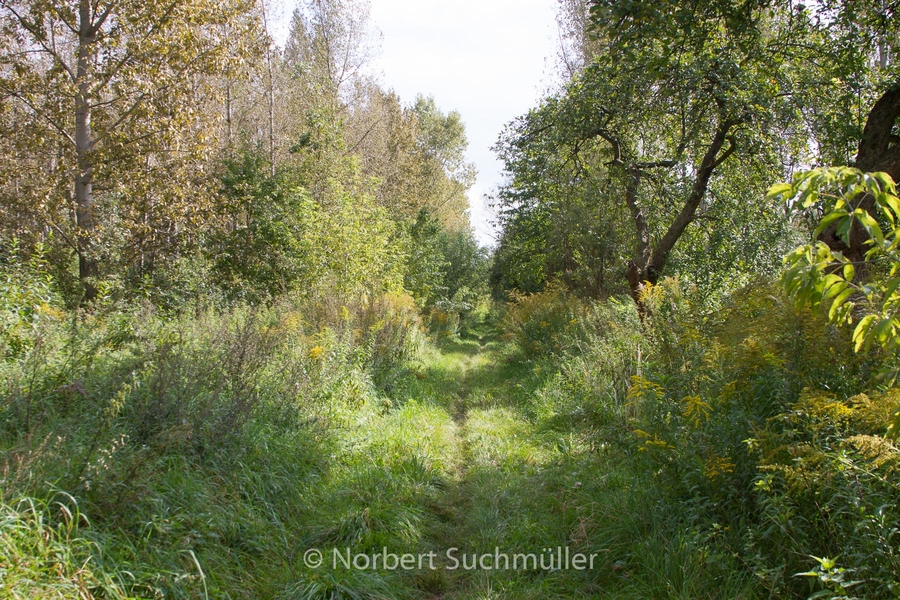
622, 279, 898, 597
0, 239, 62, 358
751, 389, 900, 598
500, 281, 587, 357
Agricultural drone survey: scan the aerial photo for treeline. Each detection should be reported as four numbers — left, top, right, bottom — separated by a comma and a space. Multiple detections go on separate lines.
0, 0, 487, 314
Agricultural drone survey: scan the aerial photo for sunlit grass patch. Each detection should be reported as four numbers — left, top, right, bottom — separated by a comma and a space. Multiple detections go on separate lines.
463, 407, 554, 471
0, 495, 135, 600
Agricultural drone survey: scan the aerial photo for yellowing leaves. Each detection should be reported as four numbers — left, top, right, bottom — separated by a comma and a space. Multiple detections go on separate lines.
627, 375, 664, 403
279, 311, 305, 334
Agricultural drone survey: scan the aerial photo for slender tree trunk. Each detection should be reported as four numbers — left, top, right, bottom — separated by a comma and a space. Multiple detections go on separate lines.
75, 0, 98, 301
226, 81, 234, 149
646, 120, 736, 278
260, 0, 276, 176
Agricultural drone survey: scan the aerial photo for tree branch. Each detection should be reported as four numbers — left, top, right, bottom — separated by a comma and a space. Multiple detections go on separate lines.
89, 0, 120, 36
649, 118, 738, 276
93, 48, 217, 144
3, 4, 77, 83
0, 83, 77, 146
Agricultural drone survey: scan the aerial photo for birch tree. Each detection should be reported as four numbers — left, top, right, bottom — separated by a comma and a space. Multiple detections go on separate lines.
0, 0, 258, 298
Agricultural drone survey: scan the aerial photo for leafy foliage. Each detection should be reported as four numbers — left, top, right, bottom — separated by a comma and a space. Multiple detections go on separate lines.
0, 0, 260, 299
0, 239, 61, 357
0, 291, 427, 597
776, 168, 900, 357
611, 279, 900, 598
3, 0, 900, 598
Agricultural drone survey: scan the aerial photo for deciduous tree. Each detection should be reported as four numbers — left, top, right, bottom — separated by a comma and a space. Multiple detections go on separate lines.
0, 0, 258, 298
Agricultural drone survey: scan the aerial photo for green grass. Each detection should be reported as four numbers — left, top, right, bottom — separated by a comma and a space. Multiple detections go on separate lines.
0, 305, 759, 600
387, 334, 757, 600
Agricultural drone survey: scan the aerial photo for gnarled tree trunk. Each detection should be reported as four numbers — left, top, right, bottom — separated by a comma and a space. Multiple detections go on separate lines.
820, 83, 900, 270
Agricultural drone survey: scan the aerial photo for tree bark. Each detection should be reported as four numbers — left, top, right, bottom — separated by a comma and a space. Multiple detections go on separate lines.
820, 83, 900, 268
855, 84, 900, 179
75, 0, 98, 301
647, 121, 736, 279
622, 119, 737, 311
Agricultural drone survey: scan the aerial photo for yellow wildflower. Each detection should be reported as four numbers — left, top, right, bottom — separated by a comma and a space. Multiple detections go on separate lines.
682, 395, 712, 426
704, 455, 735, 479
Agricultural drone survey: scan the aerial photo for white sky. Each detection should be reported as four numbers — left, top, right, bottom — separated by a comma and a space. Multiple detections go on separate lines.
273, 0, 561, 246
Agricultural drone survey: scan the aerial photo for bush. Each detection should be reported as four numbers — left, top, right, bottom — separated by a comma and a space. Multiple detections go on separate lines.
500, 281, 587, 357
622, 279, 899, 598
208, 151, 406, 304
0, 239, 62, 358
752, 389, 900, 598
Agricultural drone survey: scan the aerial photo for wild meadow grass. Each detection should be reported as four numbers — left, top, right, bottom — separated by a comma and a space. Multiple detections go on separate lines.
0, 305, 750, 599
3, 285, 897, 599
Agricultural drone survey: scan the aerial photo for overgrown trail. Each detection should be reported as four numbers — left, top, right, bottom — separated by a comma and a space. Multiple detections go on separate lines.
392, 335, 609, 599
301, 332, 696, 599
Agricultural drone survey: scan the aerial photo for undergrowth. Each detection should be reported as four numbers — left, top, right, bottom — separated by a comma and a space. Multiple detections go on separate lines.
0, 289, 445, 599
4, 264, 899, 599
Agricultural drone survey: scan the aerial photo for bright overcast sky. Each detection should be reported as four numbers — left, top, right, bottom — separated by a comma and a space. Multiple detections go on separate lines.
273, 0, 560, 246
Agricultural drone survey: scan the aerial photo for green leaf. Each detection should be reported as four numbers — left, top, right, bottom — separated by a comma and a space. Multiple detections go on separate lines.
836, 217, 853, 244
882, 277, 900, 306
852, 315, 877, 352
842, 263, 855, 281
801, 190, 819, 208
881, 193, 900, 223
873, 317, 897, 346
766, 182, 793, 199
854, 209, 885, 245
812, 210, 849, 238
828, 287, 854, 321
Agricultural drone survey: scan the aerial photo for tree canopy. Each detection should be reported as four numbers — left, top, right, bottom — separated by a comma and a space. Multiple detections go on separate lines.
492, 0, 900, 306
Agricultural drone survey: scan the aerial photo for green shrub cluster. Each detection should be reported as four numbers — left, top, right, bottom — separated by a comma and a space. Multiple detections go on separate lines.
619, 282, 897, 598
0, 240, 62, 358
498, 274, 900, 598
499, 281, 589, 358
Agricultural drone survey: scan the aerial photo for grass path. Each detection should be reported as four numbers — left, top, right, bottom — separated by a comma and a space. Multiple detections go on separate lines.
391, 335, 610, 599
302, 332, 749, 599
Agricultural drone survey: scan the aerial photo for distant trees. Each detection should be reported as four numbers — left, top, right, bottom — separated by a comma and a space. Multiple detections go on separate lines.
404, 208, 489, 312
0, 0, 483, 311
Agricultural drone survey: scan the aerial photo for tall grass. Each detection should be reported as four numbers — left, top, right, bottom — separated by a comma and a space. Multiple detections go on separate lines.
5, 266, 898, 599
0, 289, 443, 598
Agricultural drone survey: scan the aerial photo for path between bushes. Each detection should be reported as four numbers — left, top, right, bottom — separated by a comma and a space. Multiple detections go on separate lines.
406, 336, 602, 599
